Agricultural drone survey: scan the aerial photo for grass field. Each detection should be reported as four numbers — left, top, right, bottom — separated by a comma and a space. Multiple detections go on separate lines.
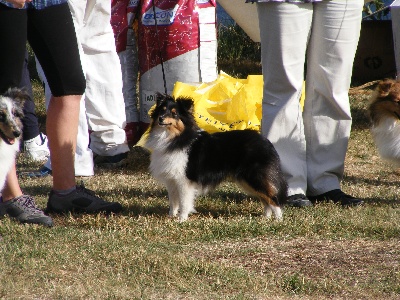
1, 80, 399, 299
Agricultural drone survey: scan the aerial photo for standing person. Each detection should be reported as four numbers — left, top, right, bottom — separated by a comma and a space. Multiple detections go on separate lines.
0, 0, 122, 226
32, 0, 132, 177
111, 0, 141, 146
252, 0, 365, 207
68, 0, 131, 168
20, 50, 50, 162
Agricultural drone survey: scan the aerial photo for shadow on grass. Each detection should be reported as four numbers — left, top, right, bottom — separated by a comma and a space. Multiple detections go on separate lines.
117, 184, 263, 219
351, 107, 371, 130
344, 175, 400, 205
345, 174, 400, 188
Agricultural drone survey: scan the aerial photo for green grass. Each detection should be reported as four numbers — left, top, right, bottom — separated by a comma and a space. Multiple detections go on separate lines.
0, 41, 400, 299
2, 65, 400, 298
217, 24, 262, 79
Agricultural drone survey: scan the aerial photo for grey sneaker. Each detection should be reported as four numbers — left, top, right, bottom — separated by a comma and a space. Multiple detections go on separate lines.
0, 195, 53, 227
46, 184, 122, 214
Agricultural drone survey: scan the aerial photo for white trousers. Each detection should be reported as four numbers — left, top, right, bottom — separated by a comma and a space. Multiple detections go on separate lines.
257, 0, 362, 196
68, 0, 129, 156
42, 0, 130, 175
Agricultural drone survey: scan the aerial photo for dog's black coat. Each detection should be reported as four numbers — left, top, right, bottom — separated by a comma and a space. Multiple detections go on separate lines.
146, 93, 287, 220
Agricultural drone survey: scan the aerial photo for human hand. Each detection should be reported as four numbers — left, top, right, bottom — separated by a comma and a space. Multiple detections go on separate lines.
6, 0, 32, 8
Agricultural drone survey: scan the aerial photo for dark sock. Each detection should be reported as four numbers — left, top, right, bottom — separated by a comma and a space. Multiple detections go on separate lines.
53, 186, 76, 196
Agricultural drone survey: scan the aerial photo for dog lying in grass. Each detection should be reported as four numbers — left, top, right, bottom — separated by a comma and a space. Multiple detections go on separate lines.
144, 93, 287, 222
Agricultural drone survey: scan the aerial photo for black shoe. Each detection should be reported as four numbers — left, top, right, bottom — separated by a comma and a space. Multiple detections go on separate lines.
47, 184, 123, 214
308, 189, 364, 207
93, 152, 128, 168
286, 194, 313, 208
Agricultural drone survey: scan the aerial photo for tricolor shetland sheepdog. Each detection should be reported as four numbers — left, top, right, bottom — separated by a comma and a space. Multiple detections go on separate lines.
368, 79, 400, 167
144, 93, 287, 222
0, 88, 27, 192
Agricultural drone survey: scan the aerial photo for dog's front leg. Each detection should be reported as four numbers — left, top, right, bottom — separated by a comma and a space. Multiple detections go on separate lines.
177, 182, 197, 222
165, 180, 180, 217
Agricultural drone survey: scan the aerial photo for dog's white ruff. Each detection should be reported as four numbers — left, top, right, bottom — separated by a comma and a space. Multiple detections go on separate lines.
147, 129, 200, 221
0, 97, 21, 192
371, 118, 400, 167
0, 141, 19, 192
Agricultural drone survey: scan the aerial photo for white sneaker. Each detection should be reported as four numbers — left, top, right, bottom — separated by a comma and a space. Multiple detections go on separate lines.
24, 133, 50, 161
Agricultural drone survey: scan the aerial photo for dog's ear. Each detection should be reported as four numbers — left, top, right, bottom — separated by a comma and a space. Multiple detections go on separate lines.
155, 92, 176, 107
3, 87, 29, 107
377, 79, 395, 98
155, 92, 165, 107
176, 97, 194, 114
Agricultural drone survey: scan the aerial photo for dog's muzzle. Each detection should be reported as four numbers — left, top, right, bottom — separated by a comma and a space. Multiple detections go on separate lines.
0, 129, 19, 145
158, 116, 172, 126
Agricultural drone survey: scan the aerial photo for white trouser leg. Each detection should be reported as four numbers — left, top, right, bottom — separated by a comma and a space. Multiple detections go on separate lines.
71, 0, 129, 157
258, 2, 312, 196
304, 0, 362, 195
258, 0, 362, 196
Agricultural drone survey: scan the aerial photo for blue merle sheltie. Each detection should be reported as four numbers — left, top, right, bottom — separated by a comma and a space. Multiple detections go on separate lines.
0, 88, 27, 192
144, 93, 287, 222
368, 79, 400, 167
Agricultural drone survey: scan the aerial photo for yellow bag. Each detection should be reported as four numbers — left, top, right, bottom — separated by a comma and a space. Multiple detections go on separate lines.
172, 71, 263, 133
137, 72, 305, 147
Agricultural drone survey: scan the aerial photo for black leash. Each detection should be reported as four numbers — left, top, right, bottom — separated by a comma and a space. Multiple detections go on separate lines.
151, 0, 168, 95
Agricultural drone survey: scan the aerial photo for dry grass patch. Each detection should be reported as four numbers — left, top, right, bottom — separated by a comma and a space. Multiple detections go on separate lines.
1, 82, 400, 299
192, 237, 400, 299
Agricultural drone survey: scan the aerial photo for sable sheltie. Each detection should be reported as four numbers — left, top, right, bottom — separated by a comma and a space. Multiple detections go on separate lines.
368, 79, 400, 167
0, 88, 27, 192
144, 93, 287, 222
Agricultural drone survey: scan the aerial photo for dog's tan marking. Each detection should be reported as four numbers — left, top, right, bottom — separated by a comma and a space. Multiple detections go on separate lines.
162, 117, 185, 138
369, 79, 400, 125
237, 180, 281, 219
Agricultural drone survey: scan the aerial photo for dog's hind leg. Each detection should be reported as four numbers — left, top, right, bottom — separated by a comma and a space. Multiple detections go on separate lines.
238, 180, 283, 220
264, 205, 273, 218
257, 194, 282, 221
265, 202, 282, 220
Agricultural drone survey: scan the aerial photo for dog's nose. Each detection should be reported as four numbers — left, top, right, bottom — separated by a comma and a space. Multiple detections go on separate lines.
13, 130, 21, 138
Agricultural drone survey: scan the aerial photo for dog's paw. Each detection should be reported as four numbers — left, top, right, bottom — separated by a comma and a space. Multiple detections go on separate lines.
178, 213, 189, 222
169, 208, 179, 217
263, 205, 283, 221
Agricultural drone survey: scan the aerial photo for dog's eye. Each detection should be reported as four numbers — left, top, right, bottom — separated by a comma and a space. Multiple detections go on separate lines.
0, 112, 4, 121
171, 108, 178, 118
13, 109, 23, 118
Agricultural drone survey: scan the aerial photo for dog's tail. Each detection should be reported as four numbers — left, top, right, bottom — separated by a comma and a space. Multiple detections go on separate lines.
275, 176, 288, 206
